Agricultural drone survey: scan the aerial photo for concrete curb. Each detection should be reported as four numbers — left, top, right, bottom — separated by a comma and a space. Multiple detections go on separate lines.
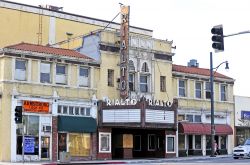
0, 155, 232, 164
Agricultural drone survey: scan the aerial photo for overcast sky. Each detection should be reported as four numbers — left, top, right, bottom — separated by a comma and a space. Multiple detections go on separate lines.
8, 0, 250, 97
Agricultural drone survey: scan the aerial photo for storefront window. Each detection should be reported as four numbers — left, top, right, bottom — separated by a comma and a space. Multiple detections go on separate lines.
58, 133, 67, 158
134, 135, 141, 151
166, 136, 175, 152
17, 115, 39, 155
220, 136, 227, 149
178, 135, 185, 149
206, 135, 211, 149
195, 135, 201, 149
148, 134, 156, 151
69, 133, 90, 156
99, 132, 111, 153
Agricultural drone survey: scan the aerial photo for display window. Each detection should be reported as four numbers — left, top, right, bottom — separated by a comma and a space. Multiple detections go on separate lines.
68, 133, 90, 157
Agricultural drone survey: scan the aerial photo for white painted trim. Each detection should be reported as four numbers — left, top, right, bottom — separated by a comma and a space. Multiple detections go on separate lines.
98, 132, 111, 153
166, 135, 176, 153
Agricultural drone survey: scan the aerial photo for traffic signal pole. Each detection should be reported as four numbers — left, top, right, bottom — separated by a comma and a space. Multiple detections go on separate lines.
224, 30, 250, 38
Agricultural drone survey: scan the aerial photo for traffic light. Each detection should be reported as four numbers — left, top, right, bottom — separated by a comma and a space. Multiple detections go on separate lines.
14, 106, 22, 124
211, 25, 224, 52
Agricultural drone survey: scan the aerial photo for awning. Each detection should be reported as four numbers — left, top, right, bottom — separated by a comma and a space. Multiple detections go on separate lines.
58, 116, 97, 133
178, 122, 233, 135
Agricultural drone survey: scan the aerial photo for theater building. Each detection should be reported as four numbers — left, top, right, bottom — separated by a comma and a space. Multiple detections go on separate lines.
172, 60, 235, 156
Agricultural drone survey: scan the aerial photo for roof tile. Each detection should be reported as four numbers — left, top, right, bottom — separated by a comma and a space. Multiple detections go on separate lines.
4, 42, 93, 60
172, 64, 233, 80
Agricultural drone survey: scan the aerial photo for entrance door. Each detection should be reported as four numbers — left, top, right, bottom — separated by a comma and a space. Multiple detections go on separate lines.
41, 137, 50, 159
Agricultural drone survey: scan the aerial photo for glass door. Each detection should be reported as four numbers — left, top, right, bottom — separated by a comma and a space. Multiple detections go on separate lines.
41, 136, 50, 159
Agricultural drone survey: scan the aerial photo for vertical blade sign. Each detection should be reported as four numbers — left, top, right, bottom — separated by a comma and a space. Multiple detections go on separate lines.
120, 6, 130, 99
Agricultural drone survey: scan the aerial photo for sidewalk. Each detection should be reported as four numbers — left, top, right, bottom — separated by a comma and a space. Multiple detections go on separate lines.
0, 155, 231, 165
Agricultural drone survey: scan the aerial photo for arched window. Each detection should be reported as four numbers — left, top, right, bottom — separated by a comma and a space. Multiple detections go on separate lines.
141, 62, 149, 72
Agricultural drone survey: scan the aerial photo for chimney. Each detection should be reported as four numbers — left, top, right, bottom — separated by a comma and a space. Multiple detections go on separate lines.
188, 59, 199, 68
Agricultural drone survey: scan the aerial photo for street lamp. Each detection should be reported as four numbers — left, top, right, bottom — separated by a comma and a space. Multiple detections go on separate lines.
210, 52, 229, 157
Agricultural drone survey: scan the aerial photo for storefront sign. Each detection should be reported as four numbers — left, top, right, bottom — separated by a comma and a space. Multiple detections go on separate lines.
241, 111, 250, 120
106, 98, 172, 107
24, 137, 35, 154
23, 100, 49, 113
119, 5, 130, 99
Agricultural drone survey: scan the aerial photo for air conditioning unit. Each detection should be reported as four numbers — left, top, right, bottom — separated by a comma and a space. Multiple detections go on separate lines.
42, 125, 52, 132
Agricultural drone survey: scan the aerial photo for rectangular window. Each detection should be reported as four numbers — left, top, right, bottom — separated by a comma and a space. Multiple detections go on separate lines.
195, 135, 201, 149
206, 82, 211, 99
129, 73, 135, 91
68, 133, 90, 156
17, 115, 39, 155
221, 84, 227, 101
58, 133, 67, 158
56, 64, 67, 84
220, 136, 227, 149
195, 82, 202, 99
178, 80, 186, 97
79, 67, 89, 87
57, 105, 62, 114
69, 106, 74, 115
75, 107, 80, 115
40, 62, 51, 83
166, 136, 175, 152
178, 135, 185, 150
186, 114, 193, 122
206, 135, 211, 149
107, 69, 114, 86
178, 115, 185, 121
134, 135, 141, 151
99, 132, 111, 153
63, 106, 68, 114
80, 107, 85, 116
148, 134, 156, 151
140, 75, 148, 92
85, 108, 91, 116
15, 59, 27, 81
160, 76, 166, 92
194, 115, 201, 122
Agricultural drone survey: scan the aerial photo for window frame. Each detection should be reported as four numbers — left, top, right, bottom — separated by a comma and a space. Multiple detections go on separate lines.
140, 74, 149, 93
79, 66, 90, 87
160, 76, 166, 92
15, 59, 27, 81
107, 69, 114, 87
205, 82, 211, 99
55, 64, 67, 84
195, 81, 202, 99
40, 62, 51, 83
178, 79, 186, 97
99, 132, 111, 153
166, 135, 175, 153
220, 84, 227, 101
148, 134, 156, 151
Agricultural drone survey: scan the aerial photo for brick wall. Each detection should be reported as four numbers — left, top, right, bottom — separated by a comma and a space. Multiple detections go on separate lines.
52, 116, 58, 161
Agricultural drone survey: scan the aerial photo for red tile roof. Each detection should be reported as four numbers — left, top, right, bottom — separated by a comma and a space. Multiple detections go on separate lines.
4, 42, 93, 60
172, 64, 233, 80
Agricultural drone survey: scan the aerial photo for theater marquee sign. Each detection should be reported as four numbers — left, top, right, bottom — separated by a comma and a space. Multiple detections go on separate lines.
120, 5, 130, 99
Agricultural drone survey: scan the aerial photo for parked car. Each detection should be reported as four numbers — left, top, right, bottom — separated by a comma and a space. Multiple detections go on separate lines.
233, 138, 250, 159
